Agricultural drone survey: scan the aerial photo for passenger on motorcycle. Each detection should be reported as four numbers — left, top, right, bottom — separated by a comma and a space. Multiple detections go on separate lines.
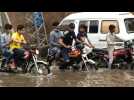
77, 24, 94, 51
48, 22, 64, 62
59, 23, 80, 70
0, 24, 15, 70
10, 25, 27, 69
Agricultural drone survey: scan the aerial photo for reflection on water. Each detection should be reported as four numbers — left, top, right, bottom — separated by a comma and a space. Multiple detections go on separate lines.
77, 69, 134, 87
0, 68, 134, 87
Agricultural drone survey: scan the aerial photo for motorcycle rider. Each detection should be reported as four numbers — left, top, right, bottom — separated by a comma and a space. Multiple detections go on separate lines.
10, 25, 27, 69
59, 23, 80, 70
0, 24, 15, 70
106, 24, 120, 69
48, 22, 63, 63
77, 24, 94, 49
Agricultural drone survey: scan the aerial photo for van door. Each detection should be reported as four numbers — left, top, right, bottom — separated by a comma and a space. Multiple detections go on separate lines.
99, 20, 120, 49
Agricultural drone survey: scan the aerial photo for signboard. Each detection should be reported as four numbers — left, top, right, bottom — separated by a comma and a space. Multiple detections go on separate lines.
33, 12, 44, 29
32, 12, 48, 47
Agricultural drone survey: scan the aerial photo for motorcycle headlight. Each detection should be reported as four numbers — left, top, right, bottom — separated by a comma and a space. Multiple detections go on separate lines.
35, 49, 39, 55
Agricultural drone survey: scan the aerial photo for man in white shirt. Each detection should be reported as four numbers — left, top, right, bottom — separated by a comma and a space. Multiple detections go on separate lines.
106, 24, 118, 69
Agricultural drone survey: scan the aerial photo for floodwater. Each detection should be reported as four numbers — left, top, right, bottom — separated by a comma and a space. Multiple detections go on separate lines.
0, 66, 134, 87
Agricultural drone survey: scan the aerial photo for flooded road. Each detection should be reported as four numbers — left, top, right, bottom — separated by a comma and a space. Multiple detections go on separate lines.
0, 67, 134, 87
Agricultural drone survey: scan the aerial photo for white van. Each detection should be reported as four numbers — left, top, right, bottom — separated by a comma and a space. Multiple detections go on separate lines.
59, 12, 134, 49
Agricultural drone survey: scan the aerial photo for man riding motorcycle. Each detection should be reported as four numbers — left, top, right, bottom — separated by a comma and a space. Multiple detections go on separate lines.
59, 23, 82, 70
10, 25, 27, 71
48, 24, 64, 64
77, 24, 94, 50
0, 24, 15, 70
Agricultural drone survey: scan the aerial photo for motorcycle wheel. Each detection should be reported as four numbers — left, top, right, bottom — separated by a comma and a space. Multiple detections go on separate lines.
93, 57, 108, 68
29, 61, 50, 76
79, 61, 97, 71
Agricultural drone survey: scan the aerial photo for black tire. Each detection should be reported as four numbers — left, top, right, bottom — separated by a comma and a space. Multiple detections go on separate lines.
94, 57, 108, 68
29, 61, 50, 76
79, 61, 97, 71
85, 62, 98, 71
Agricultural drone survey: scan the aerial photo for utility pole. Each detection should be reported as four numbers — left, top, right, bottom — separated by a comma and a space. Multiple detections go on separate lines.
41, 12, 48, 44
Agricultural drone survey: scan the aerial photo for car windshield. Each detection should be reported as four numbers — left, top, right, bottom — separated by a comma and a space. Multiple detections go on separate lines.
125, 18, 134, 33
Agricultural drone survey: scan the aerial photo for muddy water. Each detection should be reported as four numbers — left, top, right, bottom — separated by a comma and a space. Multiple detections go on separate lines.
0, 68, 134, 87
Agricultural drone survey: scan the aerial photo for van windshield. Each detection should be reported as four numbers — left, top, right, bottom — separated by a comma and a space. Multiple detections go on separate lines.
125, 18, 134, 33
60, 20, 74, 26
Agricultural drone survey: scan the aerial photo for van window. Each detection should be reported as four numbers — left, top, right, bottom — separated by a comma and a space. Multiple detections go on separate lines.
89, 20, 99, 33
79, 21, 88, 33
125, 18, 134, 33
101, 20, 119, 34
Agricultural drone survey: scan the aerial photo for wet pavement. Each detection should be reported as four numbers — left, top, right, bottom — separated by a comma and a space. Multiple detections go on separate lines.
0, 66, 134, 87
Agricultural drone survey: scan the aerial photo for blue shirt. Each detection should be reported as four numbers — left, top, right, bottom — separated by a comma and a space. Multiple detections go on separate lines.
49, 29, 63, 47
0, 33, 11, 49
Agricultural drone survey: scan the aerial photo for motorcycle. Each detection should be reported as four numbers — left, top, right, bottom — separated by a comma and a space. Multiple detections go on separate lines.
88, 41, 134, 69
47, 43, 97, 72
0, 45, 50, 75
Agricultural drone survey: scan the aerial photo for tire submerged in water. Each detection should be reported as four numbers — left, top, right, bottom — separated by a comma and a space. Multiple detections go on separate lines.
29, 61, 50, 76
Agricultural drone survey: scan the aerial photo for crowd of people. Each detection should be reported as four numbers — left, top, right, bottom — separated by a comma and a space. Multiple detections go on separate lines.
0, 22, 119, 73
48, 22, 94, 70
48, 22, 120, 70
